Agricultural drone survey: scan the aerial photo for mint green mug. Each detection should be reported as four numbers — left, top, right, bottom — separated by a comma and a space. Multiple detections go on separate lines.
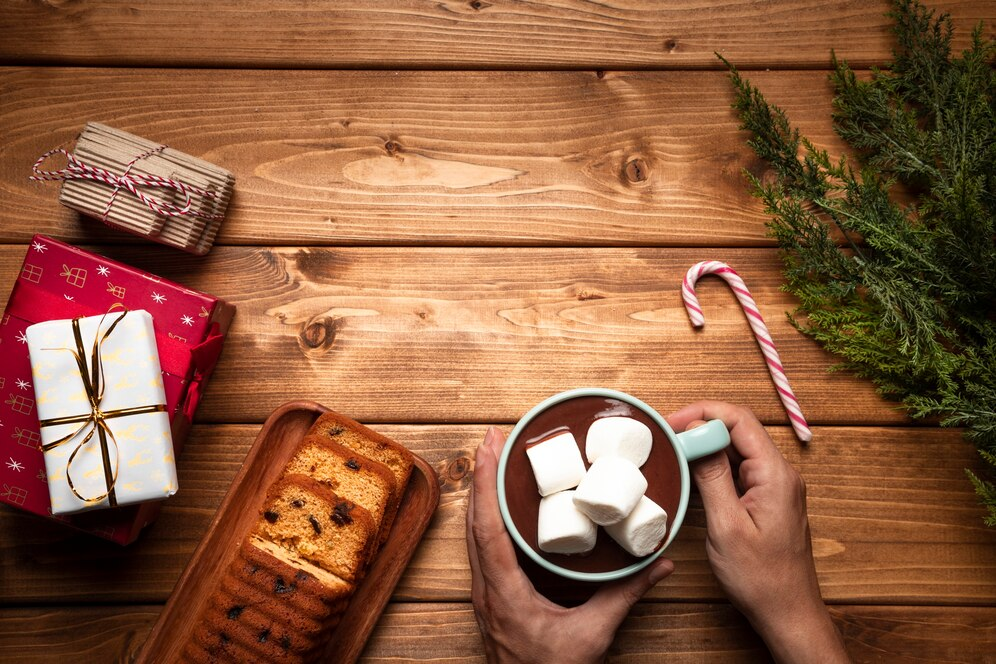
497, 388, 730, 582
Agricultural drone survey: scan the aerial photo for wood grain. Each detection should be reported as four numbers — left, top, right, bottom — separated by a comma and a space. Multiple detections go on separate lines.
2, 423, 994, 605
610, 603, 996, 663
2, 68, 856, 247
0, 245, 907, 424
0, 606, 158, 664
0, 1, 989, 70
3, 2, 994, 659
364, 603, 996, 663
3, 603, 995, 663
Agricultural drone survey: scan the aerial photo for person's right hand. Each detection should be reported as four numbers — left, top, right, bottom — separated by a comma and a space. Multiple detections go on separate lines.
668, 401, 849, 664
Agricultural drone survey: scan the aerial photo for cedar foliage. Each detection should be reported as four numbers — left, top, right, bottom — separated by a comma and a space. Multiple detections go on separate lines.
725, 0, 996, 523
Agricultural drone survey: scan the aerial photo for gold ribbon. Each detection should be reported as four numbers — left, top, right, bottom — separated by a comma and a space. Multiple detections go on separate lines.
38, 308, 167, 506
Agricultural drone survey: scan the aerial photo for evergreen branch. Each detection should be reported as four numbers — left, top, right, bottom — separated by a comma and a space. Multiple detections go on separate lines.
723, 0, 996, 524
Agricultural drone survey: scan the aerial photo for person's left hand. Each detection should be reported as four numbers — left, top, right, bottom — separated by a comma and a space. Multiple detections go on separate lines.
466, 426, 675, 664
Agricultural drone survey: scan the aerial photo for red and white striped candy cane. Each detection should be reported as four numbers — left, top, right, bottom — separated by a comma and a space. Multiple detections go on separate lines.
682, 260, 812, 442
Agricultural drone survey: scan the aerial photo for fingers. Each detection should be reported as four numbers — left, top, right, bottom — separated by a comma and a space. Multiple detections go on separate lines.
484, 423, 509, 458
466, 442, 482, 598
691, 447, 749, 526
582, 558, 675, 628
668, 401, 783, 465
469, 426, 525, 587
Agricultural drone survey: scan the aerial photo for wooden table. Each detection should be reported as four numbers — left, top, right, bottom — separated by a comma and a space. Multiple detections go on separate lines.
1, 2, 995, 661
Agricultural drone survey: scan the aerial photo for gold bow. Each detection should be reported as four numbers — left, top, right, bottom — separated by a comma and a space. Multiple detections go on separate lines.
38, 308, 166, 506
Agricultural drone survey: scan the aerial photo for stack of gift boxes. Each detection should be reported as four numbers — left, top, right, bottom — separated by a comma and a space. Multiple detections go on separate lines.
0, 124, 236, 544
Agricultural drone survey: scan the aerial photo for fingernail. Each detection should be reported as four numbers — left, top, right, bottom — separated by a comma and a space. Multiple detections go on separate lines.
686, 419, 708, 432
484, 426, 500, 450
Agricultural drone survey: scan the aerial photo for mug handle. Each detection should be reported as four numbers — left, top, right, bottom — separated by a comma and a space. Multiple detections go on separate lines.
674, 419, 730, 461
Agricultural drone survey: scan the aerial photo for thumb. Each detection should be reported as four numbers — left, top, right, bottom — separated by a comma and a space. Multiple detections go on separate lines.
580, 558, 674, 629
687, 419, 745, 525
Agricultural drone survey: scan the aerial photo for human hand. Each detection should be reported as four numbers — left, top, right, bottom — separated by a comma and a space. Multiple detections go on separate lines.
467, 426, 674, 664
668, 402, 848, 664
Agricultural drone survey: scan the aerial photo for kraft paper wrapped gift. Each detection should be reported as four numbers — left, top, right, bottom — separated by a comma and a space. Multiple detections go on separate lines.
31, 122, 235, 256
26, 310, 178, 515
0, 235, 235, 543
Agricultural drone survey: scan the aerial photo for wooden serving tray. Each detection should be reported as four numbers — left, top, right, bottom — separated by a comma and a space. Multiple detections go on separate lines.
136, 401, 440, 663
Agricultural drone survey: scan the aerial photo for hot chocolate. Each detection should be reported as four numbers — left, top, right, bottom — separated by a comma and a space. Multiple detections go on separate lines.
503, 396, 681, 574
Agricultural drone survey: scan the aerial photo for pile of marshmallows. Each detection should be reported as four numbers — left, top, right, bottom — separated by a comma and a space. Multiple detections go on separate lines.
526, 416, 668, 557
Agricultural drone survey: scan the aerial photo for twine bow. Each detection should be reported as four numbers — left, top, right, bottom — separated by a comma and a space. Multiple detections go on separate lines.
38, 308, 167, 505
30, 147, 222, 221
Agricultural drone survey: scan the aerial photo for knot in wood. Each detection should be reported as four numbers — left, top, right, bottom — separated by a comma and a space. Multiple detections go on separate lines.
664, 38, 679, 52
624, 158, 650, 184
299, 315, 339, 353
576, 288, 605, 301
446, 456, 470, 481
384, 140, 401, 156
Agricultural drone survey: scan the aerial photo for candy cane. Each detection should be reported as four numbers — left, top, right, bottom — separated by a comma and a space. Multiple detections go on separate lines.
682, 261, 812, 442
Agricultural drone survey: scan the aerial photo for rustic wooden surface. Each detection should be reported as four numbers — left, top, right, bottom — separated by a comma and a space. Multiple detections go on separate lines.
2, 425, 994, 606
2, 69, 849, 247
2, 1, 996, 662
3, 603, 995, 663
0, 1, 989, 69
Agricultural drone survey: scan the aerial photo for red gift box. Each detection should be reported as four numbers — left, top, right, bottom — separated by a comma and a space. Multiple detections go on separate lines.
0, 235, 235, 543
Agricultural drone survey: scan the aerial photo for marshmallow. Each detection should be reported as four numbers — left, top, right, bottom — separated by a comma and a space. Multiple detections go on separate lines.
525, 432, 587, 496
585, 416, 653, 467
537, 490, 598, 555
572, 456, 647, 525
604, 495, 669, 557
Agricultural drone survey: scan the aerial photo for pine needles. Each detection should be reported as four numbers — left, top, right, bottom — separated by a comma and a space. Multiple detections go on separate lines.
725, 0, 996, 524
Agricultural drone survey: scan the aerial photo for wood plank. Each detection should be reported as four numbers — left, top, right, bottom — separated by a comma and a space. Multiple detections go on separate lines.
364, 603, 996, 663
2, 68, 858, 247
2, 603, 994, 663
0, 244, 896, 424
0, 1, 988, 70
0, 246, 909, 425
2, 424, 994, 605
0, 606, 158, 664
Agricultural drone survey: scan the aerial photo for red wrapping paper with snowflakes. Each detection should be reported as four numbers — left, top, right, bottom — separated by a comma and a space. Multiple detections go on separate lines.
0, 235, 235, 543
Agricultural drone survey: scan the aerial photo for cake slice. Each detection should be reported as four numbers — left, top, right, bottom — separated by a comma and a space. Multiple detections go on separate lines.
285, 436, 398, 546
254, 474, 378, 583
308, 412, 416, 509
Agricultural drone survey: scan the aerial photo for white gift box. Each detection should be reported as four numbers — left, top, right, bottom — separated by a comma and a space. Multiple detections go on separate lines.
26, 309, 177, 515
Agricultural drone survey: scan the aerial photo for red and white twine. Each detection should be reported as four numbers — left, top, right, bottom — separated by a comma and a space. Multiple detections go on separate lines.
682, 260, 812, 442
30, 148, 222, 221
